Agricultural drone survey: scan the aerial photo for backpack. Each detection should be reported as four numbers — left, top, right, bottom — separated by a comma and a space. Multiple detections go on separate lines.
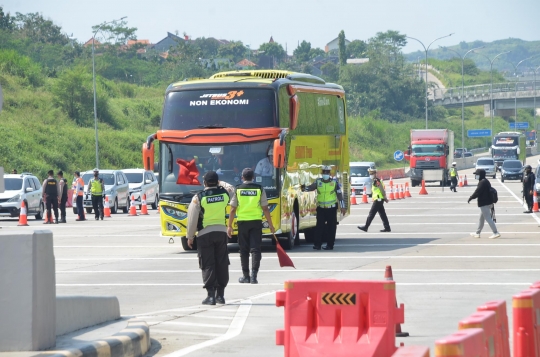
490, 187, 498, 204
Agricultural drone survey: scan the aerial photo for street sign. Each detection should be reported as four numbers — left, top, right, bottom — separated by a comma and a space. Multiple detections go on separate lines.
467, 129, 491, 138
509, 122, 529, 129
394, 150, 404, 161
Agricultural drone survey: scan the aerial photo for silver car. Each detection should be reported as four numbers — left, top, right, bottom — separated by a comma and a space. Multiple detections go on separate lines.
0, 173, 44, 219
474, 158, 496, 179
72, 170, 130, 214
350, 162, 376, 196
122, 169, 159, 209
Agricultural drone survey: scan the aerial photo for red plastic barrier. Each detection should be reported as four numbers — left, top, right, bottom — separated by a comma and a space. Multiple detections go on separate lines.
477, 300, 511, 357
379, 168, 406, 181
435, 328, 488, 357
531, 281, 540, 290
513, 289, 540, 357
458, 311, 497, 357
275, 279, 405, 357
66, 189, 74, 207
392, 346, 430, 357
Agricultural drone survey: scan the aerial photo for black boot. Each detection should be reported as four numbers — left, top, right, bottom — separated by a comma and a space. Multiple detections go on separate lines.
238, 272, 250, 284
60, 216, 66, 223
202, 288, 216, 305
216, 288, 225, 304
250, 270, 258, 284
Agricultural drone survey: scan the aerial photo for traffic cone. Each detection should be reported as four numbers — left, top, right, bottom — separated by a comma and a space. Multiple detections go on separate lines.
43, 210, 50, 224
533, 190, 539, 213
388, 186, 395, 200
128, 195, 138, 216
389, 176, 394, 187
419, 180, 428, 195
361, 189, 368, 204
384, 266, 410, 337
399, 185, 405, 199
103, 196, 112, 218
463, 175, 468, 186
157, 204, 160, 214
18, 201, 29, 226
140, 194, 150, 215
350, 189, 357, 205
459, 176, 464, 187
405, 182, 412, 197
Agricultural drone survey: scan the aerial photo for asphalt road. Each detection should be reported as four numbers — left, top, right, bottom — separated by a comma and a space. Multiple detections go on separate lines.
1, 155, 539, 356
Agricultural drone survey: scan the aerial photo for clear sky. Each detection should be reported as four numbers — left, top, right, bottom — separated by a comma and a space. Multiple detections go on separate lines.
2, 0, 539, 53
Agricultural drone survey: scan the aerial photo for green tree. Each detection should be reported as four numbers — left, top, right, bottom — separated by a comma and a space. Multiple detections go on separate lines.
338, 30, 346, 66
193, 37, 221, 58
92, 19, 137, 48
217, 41, 246, 62
308, 47, 325, 59
320, 62, 339, 82
14, 12, 68, 45
347, 40, 367, 58
0, 6, 15, 31
52, 66, 94, 125
259, 41, 286, 63
293, 40, 311, 62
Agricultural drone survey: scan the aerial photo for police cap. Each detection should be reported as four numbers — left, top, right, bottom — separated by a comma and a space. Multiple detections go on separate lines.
203, 171, 219, 185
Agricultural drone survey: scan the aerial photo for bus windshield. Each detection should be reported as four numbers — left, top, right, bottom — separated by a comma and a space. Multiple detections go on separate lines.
493, 136, 518, 146
411, 144, 445, 157
160, 140, 278, 202
162, 89, 276, 130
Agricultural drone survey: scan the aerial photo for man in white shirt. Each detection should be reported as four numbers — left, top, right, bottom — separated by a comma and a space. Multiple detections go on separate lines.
254, 147, 274, 177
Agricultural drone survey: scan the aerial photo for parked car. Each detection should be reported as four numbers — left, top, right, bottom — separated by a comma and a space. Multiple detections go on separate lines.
535, 162, 540, 196
121, 169, 159, 209
454, 148, 469, 158
0, 173, 44, 219
349, 162, 376, 197
72, 170, 130, 214
474, 158, 496, 179
500, 160, 523, 183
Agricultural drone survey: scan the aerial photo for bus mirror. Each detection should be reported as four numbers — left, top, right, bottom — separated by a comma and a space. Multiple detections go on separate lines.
273, 139, 285, 169
289, 94, 299, 130
142, 142, 154, 171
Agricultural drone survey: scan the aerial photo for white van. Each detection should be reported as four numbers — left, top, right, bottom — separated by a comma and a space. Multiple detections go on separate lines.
350, 162, 376, 196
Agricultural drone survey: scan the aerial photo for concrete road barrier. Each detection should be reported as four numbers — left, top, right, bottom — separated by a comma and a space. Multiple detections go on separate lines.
56, 296, 121, 336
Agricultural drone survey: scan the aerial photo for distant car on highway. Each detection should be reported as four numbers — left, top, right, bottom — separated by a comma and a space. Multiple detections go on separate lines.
72, 170, 130, 215
0, 173, 44, 219
474, 158, 496, 179
500, 160, 523, 183
349, 161, 376, 197
454, 148, 472, 158
122, 169, 159, 209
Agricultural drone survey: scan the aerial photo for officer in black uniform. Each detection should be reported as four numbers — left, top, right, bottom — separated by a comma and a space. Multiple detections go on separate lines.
41, 170, 59, 224
57, 170, 68, 223
186, 171, 233, 305
523, 165, 536, 213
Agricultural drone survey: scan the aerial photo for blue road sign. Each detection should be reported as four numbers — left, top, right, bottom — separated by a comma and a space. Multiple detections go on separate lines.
394, 150, 404, 161
467, 129, 491, 138
509, 122, 529, 129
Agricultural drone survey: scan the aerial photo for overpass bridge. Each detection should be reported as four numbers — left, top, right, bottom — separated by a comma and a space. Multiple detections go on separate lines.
432, 80, 540, 116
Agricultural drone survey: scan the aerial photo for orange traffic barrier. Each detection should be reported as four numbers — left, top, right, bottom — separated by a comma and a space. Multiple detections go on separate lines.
128, 195, 138, 216
275, 279, 405, 357
512, 289, 540, 357
419, 180, 428, 195
389, 176, 394, 187
350, 189, 357, 205
385, 266, 409, 337
388, 186, 395, 200
141, 194, 150, 215
405, 182, 412, 197
477, 300, 511, 357
103, 196, 112, 218
533, 190, 539, 213
435, 328, 488, 357
531, 281, 540, 289
464, 175, 468, 186
18, 201, 29, 226
392, 346, 430, 357
459, 176, 464, 187
459, 311, 499, 357
361, 189, 368, 204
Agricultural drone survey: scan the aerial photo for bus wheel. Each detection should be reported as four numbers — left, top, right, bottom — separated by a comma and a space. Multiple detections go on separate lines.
281, 210, 298, 250
181, 236, 197, 251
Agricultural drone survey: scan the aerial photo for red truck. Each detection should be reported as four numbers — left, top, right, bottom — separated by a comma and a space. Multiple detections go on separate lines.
404, 129, 455, 187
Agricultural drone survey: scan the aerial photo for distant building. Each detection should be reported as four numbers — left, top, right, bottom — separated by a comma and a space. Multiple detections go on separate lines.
83, 38, 102, 47
150, 32, 186, 53
346, 58, 369, 65
200, 58, 233, 70
269, 36, 275, 43
325, 37, 351, 53
235, 58, 257, 69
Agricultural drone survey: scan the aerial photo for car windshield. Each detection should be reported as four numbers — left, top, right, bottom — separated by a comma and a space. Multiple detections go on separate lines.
82, 173, 115, 185
412, 144, 445, 157
160, 140, 278, 202
502, 161, 522, 169
350, 166, 370, 177
124, 173, 144, 184
477, 159, 494, 166
4, 178, 23, 190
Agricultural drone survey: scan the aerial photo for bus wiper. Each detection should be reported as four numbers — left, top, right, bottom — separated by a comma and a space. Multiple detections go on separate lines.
197, 125, 227, 129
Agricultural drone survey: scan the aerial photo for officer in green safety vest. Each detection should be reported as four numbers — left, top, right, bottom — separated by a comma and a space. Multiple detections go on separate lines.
187, 171, 235, 305
358, 168, 391, 233
449, 162, 458, 192
227, 168, 275, 285
86, 168, 105, 220
304, 165, 347, 251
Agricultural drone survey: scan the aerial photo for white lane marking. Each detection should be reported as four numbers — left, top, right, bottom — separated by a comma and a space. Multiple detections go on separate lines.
349, 207, 521, 210
397, 282, 531, 286
497, 178, 540, 224
336, 231, 540, 235
161, 300, 253, 357
56, 282, 532, 287
56, 268, 540, 273
150, 329, 221, 337
351, 201, 520, 204
340, 223, 538, 225
188, 315, 234, 320
152, 320, 230, 329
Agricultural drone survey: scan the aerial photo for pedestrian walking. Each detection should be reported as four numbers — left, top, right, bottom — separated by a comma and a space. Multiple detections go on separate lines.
303, 165, 346, 250
227, 168, 275, 284
57, 171, 68, 223
72, 171, 86, 221
11, 169, 17, 174
468, 168, 500, 239
87, 168, 104, 220
523, 165, 536, 213
186, 171, 235, 305
450, 162, 458, 192
357, 168, 391, 233
41, 170, 59, 224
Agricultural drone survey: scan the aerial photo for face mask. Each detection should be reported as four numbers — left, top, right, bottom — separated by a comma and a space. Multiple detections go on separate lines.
370, 174, 375, 179
322, 174, 330, 180
475, 175, 479, 180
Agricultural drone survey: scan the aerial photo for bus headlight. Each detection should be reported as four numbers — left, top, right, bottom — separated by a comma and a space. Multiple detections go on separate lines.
163, 206, 188, 220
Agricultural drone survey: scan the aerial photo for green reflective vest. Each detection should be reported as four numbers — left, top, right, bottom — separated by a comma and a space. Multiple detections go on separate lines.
90, 178, 103, 195
316, 179, 337, 208
372, 185, 384, 200
236, 183, 263, 221
198, 187, 229, 230
450, 168, 457, 177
